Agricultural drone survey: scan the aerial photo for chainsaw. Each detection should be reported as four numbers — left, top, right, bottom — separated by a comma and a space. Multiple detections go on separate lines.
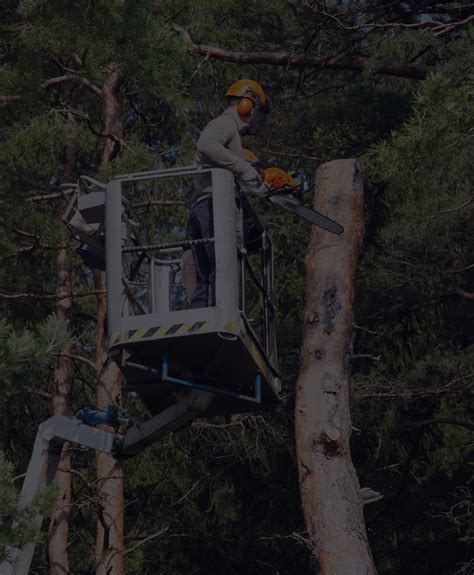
239, 151, 344, 235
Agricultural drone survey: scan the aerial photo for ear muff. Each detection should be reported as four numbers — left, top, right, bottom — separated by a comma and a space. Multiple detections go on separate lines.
237, 97, 254, 117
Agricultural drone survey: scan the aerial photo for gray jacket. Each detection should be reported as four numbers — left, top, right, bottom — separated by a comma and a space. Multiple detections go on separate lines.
192, 109, 259, 206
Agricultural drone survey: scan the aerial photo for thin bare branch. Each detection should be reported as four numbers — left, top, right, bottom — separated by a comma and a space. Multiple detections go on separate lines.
132, 200, 187, 208
259, 531, 312, 550
1, 74, 101, 103
42, 74, 102, 97
12, 227, 41, 239
398, 418, 474, 432
124, 527, 169, 555
0, 95, 22, 102
450, 288, 474, 301
443, 263, 474, 275
27, 189, 76, 203
56, 352, 96, 371
315, 7, 432, 31
56, 104, 125, 147
7, 388, 53, 399
351, 353, 382, 361
260, 147, 323, 161
305, 0, 474, 37
352, 323, 381, 335
310, 5, 473, 36
421, 197, 473, 223
435, 14, 474, 36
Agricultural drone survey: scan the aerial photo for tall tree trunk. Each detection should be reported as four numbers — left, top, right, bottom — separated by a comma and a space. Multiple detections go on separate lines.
94, 63, 124, 575
94, 271, 124, 575
48, 113, 75, 575
295, 159, 376, 575
100, 63, 124, 170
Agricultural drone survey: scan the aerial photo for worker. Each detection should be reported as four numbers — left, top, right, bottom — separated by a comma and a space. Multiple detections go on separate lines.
185, 79, 270, 309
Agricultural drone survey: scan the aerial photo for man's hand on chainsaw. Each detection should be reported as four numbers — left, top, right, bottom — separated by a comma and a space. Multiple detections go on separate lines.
237, 176, 267, 198
239, 161, 314, 208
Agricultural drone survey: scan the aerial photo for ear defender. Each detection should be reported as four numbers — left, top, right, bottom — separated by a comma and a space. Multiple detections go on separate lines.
237, 97, 254, 116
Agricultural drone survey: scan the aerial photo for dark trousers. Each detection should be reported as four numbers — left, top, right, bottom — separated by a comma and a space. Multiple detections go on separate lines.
186, 198, 215, 308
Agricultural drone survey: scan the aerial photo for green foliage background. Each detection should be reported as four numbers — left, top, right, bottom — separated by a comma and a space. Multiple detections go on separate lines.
0, 1, 472, 573
0, 317, 70, 560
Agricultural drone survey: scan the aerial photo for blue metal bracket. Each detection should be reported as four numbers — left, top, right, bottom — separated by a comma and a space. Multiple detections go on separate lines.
161, 353, 262, 404
77, 404, 130, 428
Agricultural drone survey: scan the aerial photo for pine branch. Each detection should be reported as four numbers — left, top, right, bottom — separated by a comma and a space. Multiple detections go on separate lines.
0, 290, 105, 299
172, 25, 429, 80
42, 75, 102, 97
0, 243, 66, 262
398, 418, 474, 432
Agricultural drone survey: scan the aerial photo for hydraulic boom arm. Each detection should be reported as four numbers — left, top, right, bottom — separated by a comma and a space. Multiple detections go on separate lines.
1, 390, 213, 574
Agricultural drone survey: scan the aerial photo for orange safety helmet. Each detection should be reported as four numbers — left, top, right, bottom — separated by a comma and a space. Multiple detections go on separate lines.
226, 79, 270, 133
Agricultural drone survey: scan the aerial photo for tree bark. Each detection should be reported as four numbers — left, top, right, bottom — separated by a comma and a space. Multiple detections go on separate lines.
295, 159, 376, 575
48, 113, 75, 575
94, 63, 124, 575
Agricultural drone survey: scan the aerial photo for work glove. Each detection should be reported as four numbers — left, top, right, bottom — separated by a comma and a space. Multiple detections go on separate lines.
240, 162, 260, 181
237, 176, 267, 198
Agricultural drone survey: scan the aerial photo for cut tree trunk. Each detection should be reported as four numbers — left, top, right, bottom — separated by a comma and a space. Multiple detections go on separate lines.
94, 63, 124, 575
295, 159, 377, 575
48, 113, 75, 575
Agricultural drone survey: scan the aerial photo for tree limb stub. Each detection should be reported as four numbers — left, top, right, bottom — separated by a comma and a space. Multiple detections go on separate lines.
172, 25, 429, 80
360, 487, 383, 505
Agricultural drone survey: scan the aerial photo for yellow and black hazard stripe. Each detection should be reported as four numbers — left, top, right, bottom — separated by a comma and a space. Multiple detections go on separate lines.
109, 321, 208, 346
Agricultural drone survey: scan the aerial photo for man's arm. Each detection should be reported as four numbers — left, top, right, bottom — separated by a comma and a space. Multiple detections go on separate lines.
196, 116, 260, 181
